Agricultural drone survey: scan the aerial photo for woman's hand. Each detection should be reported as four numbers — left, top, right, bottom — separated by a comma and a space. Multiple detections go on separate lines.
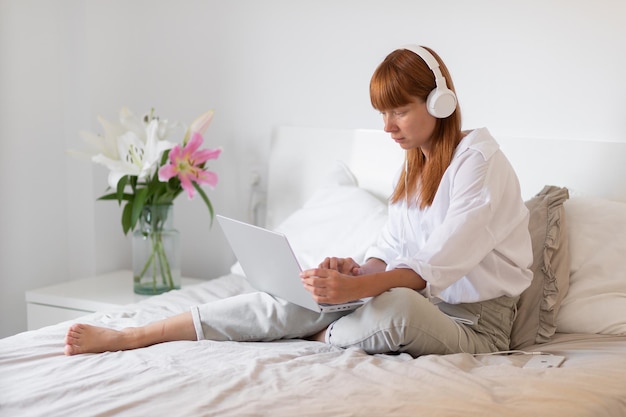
301, 258, 424, 305
300, 268, 362, 305
318, 257, 361, 276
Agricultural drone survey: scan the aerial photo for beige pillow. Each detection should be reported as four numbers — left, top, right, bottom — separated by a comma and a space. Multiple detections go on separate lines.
510, 185, 570, 349
556, 197, 626, 334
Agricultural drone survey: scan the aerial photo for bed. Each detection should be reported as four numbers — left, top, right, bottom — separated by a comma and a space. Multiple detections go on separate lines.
2, 126, 626, 416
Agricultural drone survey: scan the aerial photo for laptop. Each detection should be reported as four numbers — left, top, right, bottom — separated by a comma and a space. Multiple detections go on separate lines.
216, 215, 366, 313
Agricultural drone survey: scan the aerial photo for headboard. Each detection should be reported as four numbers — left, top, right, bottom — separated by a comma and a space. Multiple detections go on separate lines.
266, 126, 626, 229
265, 127, 404, 229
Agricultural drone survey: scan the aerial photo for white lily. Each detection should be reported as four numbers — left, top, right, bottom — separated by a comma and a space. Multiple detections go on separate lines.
92, 119, 174, 189
68, 114, 125, 161
119, 106, 147, 140
154, 117, 184, 141
120, 106, 184, 142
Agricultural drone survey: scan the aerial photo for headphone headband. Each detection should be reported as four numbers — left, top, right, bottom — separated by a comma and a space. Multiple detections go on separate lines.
400, 45, 457, 118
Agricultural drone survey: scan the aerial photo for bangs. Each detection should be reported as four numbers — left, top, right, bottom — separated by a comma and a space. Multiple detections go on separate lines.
369, 62, 415, 111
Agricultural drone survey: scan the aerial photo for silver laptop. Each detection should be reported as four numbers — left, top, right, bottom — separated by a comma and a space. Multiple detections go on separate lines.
216, 215, 366, 313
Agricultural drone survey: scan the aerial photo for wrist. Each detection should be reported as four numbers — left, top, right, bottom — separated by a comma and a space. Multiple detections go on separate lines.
361, 258, 387, 275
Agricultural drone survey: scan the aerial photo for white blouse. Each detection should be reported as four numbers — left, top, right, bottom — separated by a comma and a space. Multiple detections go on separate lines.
365, 128, 533, 304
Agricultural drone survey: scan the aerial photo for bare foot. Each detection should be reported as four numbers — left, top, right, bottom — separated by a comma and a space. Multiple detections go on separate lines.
64, 323, 137, 355
64, 312, 197, 355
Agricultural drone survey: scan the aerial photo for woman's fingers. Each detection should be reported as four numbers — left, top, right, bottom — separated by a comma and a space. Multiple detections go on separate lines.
301, 269, 358, 304
317, 257, 361, 275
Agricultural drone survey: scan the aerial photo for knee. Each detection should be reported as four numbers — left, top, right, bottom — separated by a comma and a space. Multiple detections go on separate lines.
377, 287, 424, 307
369, 288, 427, 327
341, 288, 432, 353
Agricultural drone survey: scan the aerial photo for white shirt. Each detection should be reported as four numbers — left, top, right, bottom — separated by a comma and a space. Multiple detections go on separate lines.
365, 128, 533, 304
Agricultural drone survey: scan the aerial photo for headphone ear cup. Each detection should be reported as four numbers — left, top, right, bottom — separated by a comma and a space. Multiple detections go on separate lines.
426, 87, 457, 118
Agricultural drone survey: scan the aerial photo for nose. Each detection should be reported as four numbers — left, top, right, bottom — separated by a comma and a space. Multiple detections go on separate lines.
383, 114, 397, 133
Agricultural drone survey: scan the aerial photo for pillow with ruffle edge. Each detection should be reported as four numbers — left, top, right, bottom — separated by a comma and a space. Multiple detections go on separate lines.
510, 185, 570, 349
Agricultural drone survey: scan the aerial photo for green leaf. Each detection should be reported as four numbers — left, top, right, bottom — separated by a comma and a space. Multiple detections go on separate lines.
116, 176, 129, 202
130, 187, 150, 231
130, 176, 138, 194
166, 177, 182, 196
121, 201, 133, 234
98, 192, 133, 202
193, 182, 214, 226
148, 171, 170, 204
160, 149, 171, 166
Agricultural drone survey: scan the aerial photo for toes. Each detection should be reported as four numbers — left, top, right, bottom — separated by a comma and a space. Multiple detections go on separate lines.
65, 328, 80, 344
69, 323, 86, 334
64, 323, 87, 354
64, 344, 77, 356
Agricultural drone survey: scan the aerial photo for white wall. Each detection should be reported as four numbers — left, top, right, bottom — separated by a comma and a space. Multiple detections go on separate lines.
1, 0, 624, 337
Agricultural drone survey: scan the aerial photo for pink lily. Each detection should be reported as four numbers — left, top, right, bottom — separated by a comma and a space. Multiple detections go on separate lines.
159, 132, 222, 199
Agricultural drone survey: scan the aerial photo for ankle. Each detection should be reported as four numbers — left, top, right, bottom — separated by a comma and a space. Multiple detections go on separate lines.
120, 327, 145, 350
308, 328, 328, 343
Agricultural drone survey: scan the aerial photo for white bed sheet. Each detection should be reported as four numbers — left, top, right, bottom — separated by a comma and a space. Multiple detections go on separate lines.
2, 274, 625, 417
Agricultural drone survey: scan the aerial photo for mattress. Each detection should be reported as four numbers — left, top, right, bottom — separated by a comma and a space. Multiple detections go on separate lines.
1, 274, 625, 417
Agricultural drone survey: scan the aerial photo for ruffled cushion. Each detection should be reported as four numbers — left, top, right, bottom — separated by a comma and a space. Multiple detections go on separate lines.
510, 185, 570, 349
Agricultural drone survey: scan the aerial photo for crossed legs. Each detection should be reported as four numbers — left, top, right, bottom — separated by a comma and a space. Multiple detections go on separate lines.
64, 289, 514, 357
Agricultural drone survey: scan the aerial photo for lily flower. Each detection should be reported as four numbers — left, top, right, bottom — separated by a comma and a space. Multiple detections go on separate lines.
120, 106, 184, 142
93, 119, 174, 189
68, 114, 125, 161
159, 131, 222, 199
183, 109, 214, 145
74, 106, 221, 240
119, 106, 147, 140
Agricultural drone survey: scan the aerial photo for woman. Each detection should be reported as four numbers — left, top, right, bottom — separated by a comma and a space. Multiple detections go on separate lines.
65, 45, 532, 357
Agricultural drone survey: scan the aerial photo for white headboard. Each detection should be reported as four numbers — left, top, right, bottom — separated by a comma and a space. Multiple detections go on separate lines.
266, 126, 626, 229
496, 136, 626, 201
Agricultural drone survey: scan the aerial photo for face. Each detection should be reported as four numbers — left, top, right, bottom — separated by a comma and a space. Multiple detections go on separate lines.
381, 99, 437, 155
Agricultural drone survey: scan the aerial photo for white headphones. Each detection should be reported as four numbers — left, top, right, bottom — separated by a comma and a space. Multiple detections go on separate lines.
401, 45, 457, 118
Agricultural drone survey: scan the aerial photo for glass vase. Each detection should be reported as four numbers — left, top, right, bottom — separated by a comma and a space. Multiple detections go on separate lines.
132, 204, 181, 295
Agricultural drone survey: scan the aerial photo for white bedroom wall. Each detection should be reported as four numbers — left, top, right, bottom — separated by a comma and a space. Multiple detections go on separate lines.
1, 0, 624, 338
1, 1, 73, 337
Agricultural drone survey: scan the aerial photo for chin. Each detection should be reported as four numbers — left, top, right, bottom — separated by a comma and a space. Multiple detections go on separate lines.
395, 141, 415, 150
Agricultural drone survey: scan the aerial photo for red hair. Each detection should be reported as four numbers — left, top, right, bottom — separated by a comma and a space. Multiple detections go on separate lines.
370, 47, 463, 208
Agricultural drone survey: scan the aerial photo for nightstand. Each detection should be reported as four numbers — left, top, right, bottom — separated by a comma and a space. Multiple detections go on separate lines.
25, 270, 204, 330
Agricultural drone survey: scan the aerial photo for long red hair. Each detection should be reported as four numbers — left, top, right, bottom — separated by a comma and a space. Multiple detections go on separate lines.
370, 47, 463, 209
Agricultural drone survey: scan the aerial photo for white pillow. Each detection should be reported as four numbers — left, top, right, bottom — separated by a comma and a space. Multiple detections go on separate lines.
556, 196, 626, 334
231, 161, 388, 274
321, 159, 358, 187
274, 185, 387, 269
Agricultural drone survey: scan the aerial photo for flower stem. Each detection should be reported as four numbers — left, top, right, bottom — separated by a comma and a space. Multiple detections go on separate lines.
155, 235, 174, 289
133, 204, 179, 294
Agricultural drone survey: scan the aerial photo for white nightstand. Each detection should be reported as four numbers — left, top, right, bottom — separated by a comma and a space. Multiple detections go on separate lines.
25, 270, 204, 330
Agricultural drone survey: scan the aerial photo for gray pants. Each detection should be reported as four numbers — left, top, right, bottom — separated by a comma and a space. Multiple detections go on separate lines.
191, 288, 516, 357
